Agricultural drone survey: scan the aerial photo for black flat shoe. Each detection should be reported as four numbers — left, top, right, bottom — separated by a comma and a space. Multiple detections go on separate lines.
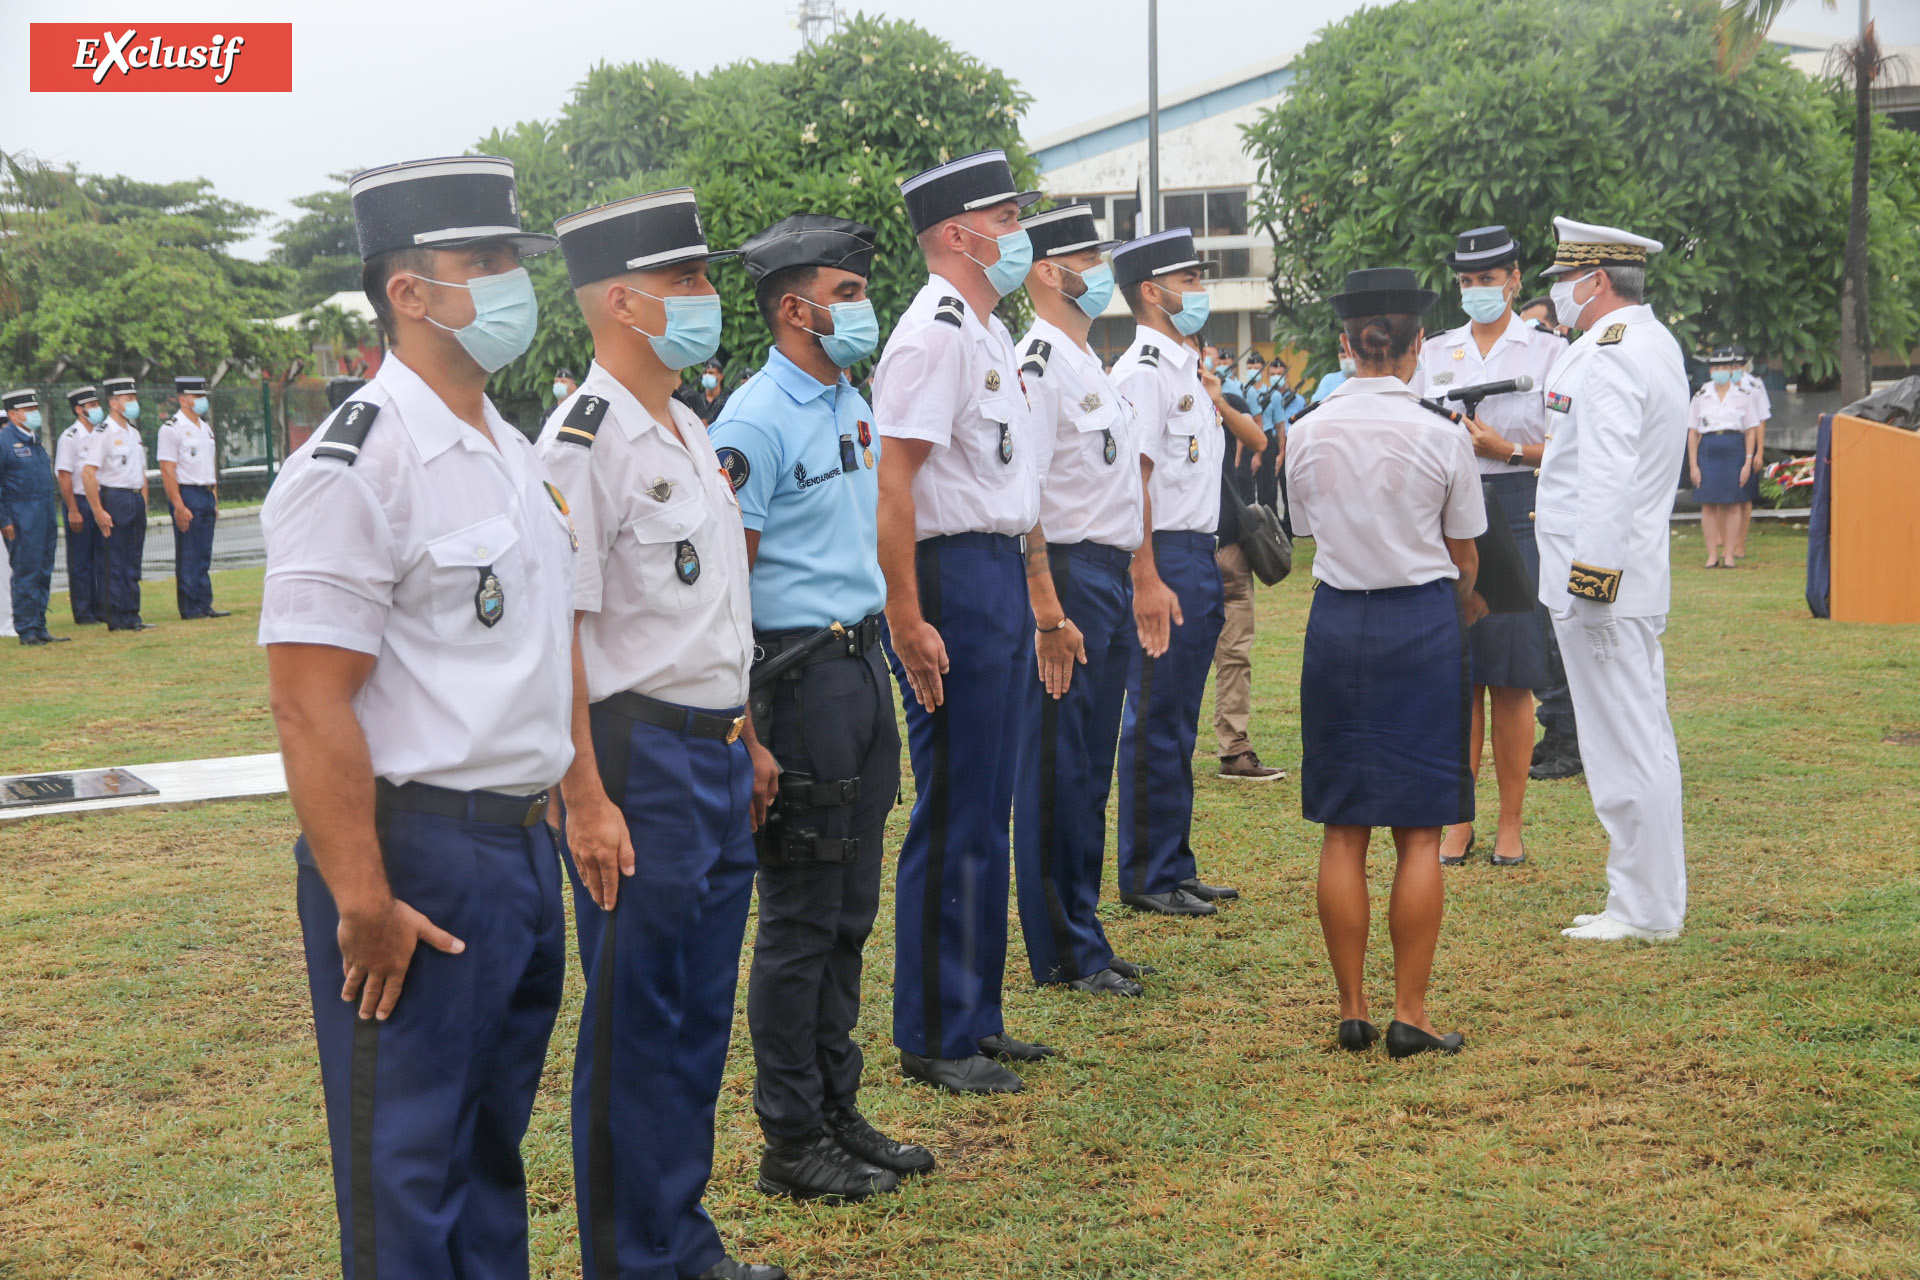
1489, 842, 1527, 867
1439, 831, 1476, 867
978, 1033, 1057, 1063
1119, 888, 1217, 916
1179, 876, 1239, 901
825, 1101, 936, 1176
205, 609, 232, 618
1109, 957, 1158, 979
1385, 1020, 1465, 1059
900, 1051, 1023, 1094
1065, 968, 1144, 997
1337, 1019, 1380, 1052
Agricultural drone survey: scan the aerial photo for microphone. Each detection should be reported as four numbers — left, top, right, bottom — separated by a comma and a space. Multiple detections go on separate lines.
1443, 374, 1535, 404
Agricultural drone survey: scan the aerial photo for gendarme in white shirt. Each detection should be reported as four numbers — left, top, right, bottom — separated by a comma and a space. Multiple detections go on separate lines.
1016, 316, 1144, 551
54, 421, 97, 482
258, 351, 577, 794
1688, 379, 1763, 434
1111, 327, 1223, 535
87, 417, 148, 490
157, 410, 218, 486
1408, 311, 1563, 475
1285, 375, 1487, 591
536, 361, 753, 710
873, 274, 1040, 539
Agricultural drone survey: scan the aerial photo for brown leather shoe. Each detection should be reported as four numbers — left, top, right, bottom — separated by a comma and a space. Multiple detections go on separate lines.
1217, 751, 1286, 781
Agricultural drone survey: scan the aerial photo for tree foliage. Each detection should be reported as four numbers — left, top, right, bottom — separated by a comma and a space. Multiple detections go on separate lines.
269, 173, 363, 309
1244, 0, 1920, 380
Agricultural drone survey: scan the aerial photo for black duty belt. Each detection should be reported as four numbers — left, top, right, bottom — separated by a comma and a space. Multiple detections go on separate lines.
375, 779, 550, 828
1050, 541, 1134, 573
920, 531, 1027, 556
596, 689, 746, 744
1152, 530, 1220, 553
754, 613, 883, 673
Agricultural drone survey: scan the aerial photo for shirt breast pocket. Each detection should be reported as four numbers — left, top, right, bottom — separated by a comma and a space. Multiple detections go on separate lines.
424, 514, 528, 645
973, 395, 1015, 467
626, 498, 722, 612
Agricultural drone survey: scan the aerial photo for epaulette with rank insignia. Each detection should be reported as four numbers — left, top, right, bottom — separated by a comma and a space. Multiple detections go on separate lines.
1139, 344, 1161, 368
312, 401, 380, 465
1596, 323, 1627, 346
554, 395, 609, 448
933, 296, 966, 327
1020, 338, 1052, 378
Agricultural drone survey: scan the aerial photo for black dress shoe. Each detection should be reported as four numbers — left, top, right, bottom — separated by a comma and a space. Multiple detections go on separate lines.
978, 1033, 1056, 1063
1179, 876, 1239, 901
110, 621, 157, 632
1385, 1020, 1465, 1059
693, 1258, 788, 1280
205, 609, 231, 618
825, 1101, 936, 1176
1439, 832, 1475, 867
1489, 842, 1527, 867
1065, 968, 1144, 997
1337, 1019, 1380, 1052
900, 1051, 1023, 1094
44, 633, 71, 642
18, 633, 49, 646
1109, 957, 1158, 980
1529, 740, 1584, 780
1119, 888, 1217, 916
756, 1131, 898, 1203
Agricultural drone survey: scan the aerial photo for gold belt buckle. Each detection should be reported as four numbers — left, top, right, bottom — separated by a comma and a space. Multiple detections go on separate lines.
726, 715, 745, 745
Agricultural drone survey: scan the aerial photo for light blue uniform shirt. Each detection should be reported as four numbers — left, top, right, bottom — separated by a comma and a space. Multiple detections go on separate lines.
709, 347, 887, 632
1311, 370, 1349, 404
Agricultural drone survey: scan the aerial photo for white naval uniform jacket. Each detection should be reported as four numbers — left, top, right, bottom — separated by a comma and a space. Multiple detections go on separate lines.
1535, 304, 1689, 618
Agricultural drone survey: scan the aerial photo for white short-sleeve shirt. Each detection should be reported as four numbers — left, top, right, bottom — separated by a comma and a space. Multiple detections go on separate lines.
537, 362, 753, 710
1689, 381, 1762, 435
1285, 375, 1488, 591
1111, 327, 1222, 535
157, 411, 218, 486
1740, 372, 1772, 424
54, 421, 96, 479
872, 275, 1041, 539
1408, 312, 1565, 474
1016, 316, 1143, 551
258, 352, 577, 794
86, 417, 148, 490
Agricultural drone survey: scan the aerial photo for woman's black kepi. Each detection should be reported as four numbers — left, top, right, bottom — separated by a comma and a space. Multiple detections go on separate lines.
554, 189, 738, 290
898, 150, 1041, 235
1327, 268, 1440, 318
348, 156, 557, 262
1445, 225, 1518, 271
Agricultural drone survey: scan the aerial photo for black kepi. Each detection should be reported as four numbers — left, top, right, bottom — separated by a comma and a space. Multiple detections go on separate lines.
898, 150, 1040, 235
174, 374, 208, 394
1020, 202, 1120, 259
348, 156, 557, 262
736, 213, 877, 280
553, 188, 737, 290
1327, 268, 1440, 318
66, 386, 99, 409
1111, 228, 1216, 288
1444, 225, 1518, 271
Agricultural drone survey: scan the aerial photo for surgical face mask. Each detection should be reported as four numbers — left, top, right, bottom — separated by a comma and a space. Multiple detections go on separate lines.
1711, 369, 1733, 386
1162, 286, 1212, 337
192, 395, 210, 416
1338, 356, 1358, 377
1460, 285, 1509, 325
961, 225, 1033, 296
799, 297, 880, 368
629, 289, 722, 369
408, 266, 539, 373
122, 399, 141, 422
86, 406, 104, 425
23, 409, 43, 431
1550, 271, 1597, 329
551, 381, 570, 399
700, 373, 719, 390
1059, 262, 1115, 320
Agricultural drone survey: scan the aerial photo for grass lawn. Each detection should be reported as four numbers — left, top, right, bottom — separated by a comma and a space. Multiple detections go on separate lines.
3, 523, 1917, 1279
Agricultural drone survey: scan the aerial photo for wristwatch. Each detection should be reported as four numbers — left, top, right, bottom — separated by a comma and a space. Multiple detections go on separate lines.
1037, 617, 1070, 633
1507, 443, 1525, 467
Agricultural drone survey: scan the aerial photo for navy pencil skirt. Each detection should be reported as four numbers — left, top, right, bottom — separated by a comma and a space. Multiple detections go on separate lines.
1300, 578, 1473, 829
1470, 470, 1550, 690
1695, 431, 1747, 505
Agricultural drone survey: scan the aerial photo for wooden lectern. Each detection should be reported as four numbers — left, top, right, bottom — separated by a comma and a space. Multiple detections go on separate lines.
1828, 414, 1920, 624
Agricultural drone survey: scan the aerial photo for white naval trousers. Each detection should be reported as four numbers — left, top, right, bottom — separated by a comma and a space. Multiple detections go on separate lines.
1550, 609, 1687, 932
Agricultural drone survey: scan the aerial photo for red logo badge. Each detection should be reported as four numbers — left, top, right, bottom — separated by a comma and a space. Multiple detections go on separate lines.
856, 419, 872, 447
30, 24, 293, 92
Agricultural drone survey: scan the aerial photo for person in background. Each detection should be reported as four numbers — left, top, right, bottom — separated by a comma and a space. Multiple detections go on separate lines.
678, 356, 732, 425
1287, 267, 1484, 1059
55, 387, 107, 626
1518, 295, 1568, 338
1731, 344, 1769, 559
1310, 345, 1357, 404
1687, 346, 1760, 570
81, 376, 153, 632
552, 367, 579, 402
157, 374, 229, 620
1409, 226, 1561, 868
1, 389, 68, 645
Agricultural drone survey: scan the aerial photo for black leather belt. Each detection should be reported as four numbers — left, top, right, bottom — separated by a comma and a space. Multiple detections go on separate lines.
596, 689, 746, 744
920, 531, 1027, 556
375, 779, 550, 828
1153, 530, 1220, 553
1051, 541, 1134, 572
754, 613, 883, 671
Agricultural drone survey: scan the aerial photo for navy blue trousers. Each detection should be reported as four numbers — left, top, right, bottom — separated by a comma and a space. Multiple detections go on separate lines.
99, 487, 146, 629
569, 703, 756, 1280
169, 484, 217, 617
295, 811, 566, 1280
883, 534, 1031, 1060
6, 498, 57, 637
66, 499, 105, 623
1014, 542, 1133, 984
1116, 532, 1226, 897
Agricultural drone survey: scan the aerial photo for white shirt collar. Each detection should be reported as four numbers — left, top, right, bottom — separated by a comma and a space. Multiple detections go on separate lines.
1026, 315, 1100, 372
1134, 324, 1194, 370
1326, 374, 1417, 400
584, 359, 691, 444
376, 351, 516, 463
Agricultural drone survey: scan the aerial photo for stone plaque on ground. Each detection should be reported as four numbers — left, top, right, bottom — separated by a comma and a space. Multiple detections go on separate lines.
0, 768, 161, 810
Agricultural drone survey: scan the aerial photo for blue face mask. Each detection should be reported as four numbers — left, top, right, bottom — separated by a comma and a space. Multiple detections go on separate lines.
192, 395, 210, 416
631, 290, 723, 369
1711, 369, 1732, 386
1164, 286, 1212, 337
409, 266, 539, 374
963, 225, 1033, 296
123, 399, 141, 422
23, 409, 43, 431
700, 372, 719, 390
551, 381, 570, 399
86, 405, 104, 425
1061, 262, 1116, 320
802, 297, 880, 368
1460, 286, 1509, 325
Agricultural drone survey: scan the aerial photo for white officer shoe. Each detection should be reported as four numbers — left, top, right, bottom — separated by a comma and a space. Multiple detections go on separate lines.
1561, 913, 1680, 942
1570, 912, 1605, 926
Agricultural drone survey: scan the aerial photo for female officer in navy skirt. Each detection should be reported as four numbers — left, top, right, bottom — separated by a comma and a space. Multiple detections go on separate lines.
1688, 346, 1760, 569
1285, 268, 1488, 1060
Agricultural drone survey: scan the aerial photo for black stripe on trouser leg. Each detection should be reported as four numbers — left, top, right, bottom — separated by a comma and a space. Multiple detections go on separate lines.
582, 701, 631, 1280
1129, 653, 1155, 896
1453, 591, 1476, 824
918, 546, 949, 1057
1036, 552, 1077, 976
349, 1015, 380, 1279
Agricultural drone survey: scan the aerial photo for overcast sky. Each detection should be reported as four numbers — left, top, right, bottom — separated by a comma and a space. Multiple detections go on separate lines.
8, 0, 1909, 260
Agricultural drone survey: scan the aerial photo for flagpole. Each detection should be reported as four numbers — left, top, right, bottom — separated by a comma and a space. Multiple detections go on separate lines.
1146, 0, 1160, 236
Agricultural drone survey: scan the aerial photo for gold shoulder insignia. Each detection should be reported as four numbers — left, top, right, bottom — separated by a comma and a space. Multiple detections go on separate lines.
1596, 323, 1627, 346
1568, 560, 1623, 603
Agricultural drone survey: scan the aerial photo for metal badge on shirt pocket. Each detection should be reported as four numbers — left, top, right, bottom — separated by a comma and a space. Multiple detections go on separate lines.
1187, 436, 1200, 464
474, 566, 505, 628
675, 540, 701, 584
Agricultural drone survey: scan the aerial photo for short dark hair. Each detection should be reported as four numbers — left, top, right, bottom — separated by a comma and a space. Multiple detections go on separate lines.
1342, 313, 1422, 365
756, 264, 821, 330
362, 248, 434, 343
1121, 279, 1151, 319
1518, 295, 1553, 315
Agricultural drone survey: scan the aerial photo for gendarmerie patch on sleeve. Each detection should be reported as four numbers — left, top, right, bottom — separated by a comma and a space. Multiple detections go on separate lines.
555, 395, 609, 447
1568, 560, 1623, 603
1020, 338, 1052, 378
934, 296, 966, 328
1597, 323, 1627, 346
1139, 345, 1161, 368
716, 446, 750, 492
313, 401, 380, 464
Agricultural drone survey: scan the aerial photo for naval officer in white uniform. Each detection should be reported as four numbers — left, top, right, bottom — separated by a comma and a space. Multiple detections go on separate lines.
1534, 217, 1690, 942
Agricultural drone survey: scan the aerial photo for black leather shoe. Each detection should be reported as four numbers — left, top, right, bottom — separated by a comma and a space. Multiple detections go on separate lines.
1439, 832, 1475, 867
900, 1051, 1023, 1094
1179, 876, 1239, 901
44, 633, 71, 642
1529, 739, 1584, 780
978, 1033, 1056, 1063
1120, 888, 1217, 916
1337, 1019, 1380, 1052
825, 1101, 936, 1176
1065, 968, 1144, 997
205, 609, 232, 618
1109, 957, 1158, 980
1489, 842, 1527, 867
19, 634, 49, 646
110, 621, 157, 632
1385, 1020, 1465, 1059
694, 1258, 788, 1280
756, 1131, 898, 1203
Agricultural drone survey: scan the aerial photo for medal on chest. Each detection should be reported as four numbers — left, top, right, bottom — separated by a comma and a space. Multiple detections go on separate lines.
857, 419, 874, 469
675, 540, 701, 585
544, 480, 579, 550
646, 477, 675, 503
1103, 429, 1117, 465
998, 421, 1014, 464
1546, 391, 1573, 414
474, 566, 505, 628
1188, 435, 1200, 464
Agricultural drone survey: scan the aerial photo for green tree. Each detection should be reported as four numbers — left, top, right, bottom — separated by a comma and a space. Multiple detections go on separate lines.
270, 173, 364, 310
1244, 0, 1920, 383
301, 302, 377, 375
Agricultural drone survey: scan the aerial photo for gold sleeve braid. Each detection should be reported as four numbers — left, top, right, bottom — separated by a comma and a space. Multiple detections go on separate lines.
1568, 561, 1623, 603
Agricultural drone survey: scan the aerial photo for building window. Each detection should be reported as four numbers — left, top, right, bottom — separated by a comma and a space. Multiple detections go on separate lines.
1111, 196, 1140, 241
1162, 191, 1206, 232
1202, 248, 1251, 278
1089, 316, 1134, 366
1160, 187, 1250, 238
